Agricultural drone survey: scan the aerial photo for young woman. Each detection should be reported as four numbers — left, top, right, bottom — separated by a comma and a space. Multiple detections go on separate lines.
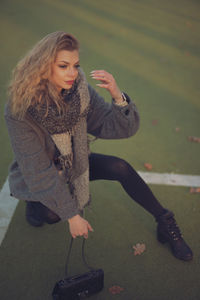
5, 31, 193, 261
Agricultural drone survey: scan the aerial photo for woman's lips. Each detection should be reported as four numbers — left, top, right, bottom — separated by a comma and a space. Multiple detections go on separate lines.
65, 80, 74, 85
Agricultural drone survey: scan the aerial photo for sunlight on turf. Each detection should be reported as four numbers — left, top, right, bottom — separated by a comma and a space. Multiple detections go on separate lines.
43, 0, 200, 108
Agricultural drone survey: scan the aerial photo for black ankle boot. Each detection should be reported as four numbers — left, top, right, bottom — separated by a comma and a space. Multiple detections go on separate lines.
25, 201, 44, 227
156, 210, 193, 261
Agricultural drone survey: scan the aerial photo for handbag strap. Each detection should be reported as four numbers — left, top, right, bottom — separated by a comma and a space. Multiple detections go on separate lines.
65, 237, 94, 277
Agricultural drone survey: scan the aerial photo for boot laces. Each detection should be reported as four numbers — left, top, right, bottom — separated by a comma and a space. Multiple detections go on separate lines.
166, 216, 182, 240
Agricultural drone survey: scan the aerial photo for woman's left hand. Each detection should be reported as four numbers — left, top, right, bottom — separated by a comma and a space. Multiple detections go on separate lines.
90, 70, 123, 103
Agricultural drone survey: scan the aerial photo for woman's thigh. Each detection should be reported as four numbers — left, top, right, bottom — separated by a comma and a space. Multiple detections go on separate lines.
89, 152, 128, 181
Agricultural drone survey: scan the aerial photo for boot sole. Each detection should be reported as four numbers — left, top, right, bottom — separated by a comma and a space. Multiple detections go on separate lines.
157, 232, 193, 261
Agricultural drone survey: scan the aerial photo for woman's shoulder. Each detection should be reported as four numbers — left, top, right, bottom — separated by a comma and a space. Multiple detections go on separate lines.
4, 101, 31, 129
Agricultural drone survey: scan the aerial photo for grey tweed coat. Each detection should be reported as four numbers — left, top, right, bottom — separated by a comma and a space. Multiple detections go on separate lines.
4, 85, 140, 221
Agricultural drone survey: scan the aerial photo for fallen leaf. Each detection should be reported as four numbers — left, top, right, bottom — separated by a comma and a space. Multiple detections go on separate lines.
144, 163, 153, 170
109, 285, 124, 295
133, 243, 146, 255
188, 136, 200, 143
175, 127, 180, 132
184, 51, 191, 57
190, 187, 200, 194
186, 21, 192, 28
152, 119, 158, 125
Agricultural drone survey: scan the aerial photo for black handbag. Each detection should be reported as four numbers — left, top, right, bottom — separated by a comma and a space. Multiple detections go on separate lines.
52, 238, 104, 300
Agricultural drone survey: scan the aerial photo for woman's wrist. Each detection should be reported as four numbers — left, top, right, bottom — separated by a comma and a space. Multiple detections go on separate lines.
68, 214, 80, 223
113, 93, 128, 106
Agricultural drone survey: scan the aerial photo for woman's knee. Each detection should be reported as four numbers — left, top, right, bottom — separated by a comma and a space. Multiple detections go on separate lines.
109, 157, 131, 180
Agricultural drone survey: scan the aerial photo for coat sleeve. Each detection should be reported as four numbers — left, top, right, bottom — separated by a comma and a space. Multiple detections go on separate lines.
87, 84, 140, 139
4, 112, 79, 221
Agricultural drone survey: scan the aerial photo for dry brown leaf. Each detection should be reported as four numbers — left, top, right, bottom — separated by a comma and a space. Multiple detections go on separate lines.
144, 163, 153, 171
190, 187, 200, 194
186, 21, 192, 28
188, 136, 200, 143
133, 243, 146, 255
109, 285, 124, 295
185, 51, 191, 57
152, 119, 158, 126
175, 127, 180, 132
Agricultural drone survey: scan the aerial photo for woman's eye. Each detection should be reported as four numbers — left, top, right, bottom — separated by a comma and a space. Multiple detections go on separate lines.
59, 65, 67, 69
75, 64, 80, 68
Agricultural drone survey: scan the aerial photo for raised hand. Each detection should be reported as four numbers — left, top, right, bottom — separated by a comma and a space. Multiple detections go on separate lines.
90, 70, 123, 103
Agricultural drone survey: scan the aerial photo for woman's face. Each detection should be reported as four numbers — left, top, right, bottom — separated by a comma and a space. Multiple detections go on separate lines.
50, 49, 80, 91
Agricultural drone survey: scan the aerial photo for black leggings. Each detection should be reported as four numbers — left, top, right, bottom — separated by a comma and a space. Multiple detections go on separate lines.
41, 153, 165, 223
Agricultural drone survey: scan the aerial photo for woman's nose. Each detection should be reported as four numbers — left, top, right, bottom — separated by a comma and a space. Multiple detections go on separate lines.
68, 67, 77, 77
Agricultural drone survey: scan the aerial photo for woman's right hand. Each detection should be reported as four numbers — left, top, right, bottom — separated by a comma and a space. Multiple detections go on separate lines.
68, 214, 93, 239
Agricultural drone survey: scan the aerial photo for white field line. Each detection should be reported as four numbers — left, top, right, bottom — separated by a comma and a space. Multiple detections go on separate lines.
0, 172, 200, 245
138, 172, 200, 187
0, 179, 19, 246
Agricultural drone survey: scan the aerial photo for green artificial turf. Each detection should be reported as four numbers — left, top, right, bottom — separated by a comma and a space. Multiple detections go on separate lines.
0, 183, 200, 300
0, 0, 200, 299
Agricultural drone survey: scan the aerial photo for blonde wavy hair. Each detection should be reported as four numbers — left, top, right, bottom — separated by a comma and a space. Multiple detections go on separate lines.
8, 31, 79, 119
